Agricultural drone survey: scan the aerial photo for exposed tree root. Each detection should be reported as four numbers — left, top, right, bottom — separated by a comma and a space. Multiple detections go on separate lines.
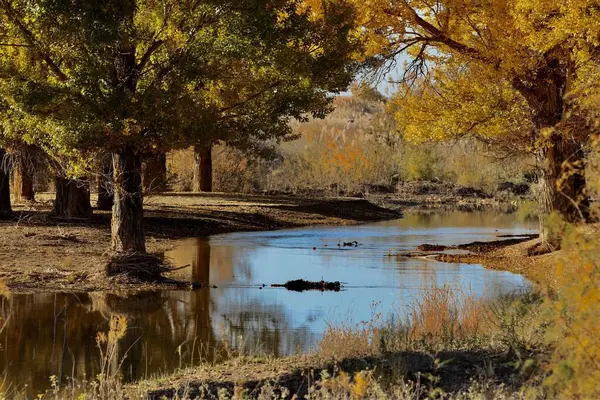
106, 253, 172, 281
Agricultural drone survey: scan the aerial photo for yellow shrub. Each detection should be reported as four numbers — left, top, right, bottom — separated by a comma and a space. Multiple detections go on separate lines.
544, 137, 600, 397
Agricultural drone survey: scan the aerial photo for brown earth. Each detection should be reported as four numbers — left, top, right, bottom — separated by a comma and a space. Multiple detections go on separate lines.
138, 349, 524, 399
0, 193, 400, 293
402, 235, 560, 290
434, 237, 560, 290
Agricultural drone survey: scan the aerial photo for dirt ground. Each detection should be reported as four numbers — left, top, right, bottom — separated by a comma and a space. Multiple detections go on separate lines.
0, 193, 400, 293
425, 236, 560, 289
138, 349, 522, 399
370, 180, 524, 213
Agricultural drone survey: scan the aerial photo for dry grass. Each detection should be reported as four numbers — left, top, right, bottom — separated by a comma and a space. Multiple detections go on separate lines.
407, 285, 492, 349
318, 285, 543, 360
165, 95, 532, 197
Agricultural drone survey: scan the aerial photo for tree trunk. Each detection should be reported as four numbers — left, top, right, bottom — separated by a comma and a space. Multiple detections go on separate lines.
0, 148, 12, 218
513, 57, 590, 245
111, 146, 146, 253
53, 177, 93, 219
536, 135, 589, 246
97, 158, 114, 211
193, 143, 212, 192
12, 151, 35, 202
544, 135, 589, 222
142, 152, 168, 193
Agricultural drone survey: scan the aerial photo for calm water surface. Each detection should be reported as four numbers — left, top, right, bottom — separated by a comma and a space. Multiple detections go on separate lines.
0, 211, 535, 396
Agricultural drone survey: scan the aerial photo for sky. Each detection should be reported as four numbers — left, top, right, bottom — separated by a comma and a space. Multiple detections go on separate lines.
341, 53, 409, 97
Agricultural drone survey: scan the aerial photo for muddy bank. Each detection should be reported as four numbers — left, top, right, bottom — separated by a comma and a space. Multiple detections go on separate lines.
368, 180, 527, 213
407, 235, 559, 289
0, 193, 400, 293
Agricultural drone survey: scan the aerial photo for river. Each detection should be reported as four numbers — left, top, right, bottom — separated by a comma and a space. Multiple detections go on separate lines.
0, 211, 534, 396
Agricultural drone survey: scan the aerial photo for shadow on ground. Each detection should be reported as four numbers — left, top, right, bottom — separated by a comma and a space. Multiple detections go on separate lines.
8, 196, 400, 240
147, 349, 528, 399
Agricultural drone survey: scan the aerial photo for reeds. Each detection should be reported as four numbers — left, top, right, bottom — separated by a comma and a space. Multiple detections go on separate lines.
318, 283, 499, 359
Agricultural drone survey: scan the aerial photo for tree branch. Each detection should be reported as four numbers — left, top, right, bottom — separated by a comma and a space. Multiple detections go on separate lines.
137, 40, 165, 72
385, 2, 499, 65
0, 42, 31, 47
0, 0, 68, 82
217, 81, 283, 116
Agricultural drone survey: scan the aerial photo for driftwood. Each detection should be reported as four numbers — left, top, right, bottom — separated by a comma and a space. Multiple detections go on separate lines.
272, 279, 342, 292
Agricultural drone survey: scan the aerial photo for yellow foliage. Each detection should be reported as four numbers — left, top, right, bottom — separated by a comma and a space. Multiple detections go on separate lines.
543, 138, 600, 397
392, 63, 533, 147
297, 0, 600, 162
96, 315, 128, 348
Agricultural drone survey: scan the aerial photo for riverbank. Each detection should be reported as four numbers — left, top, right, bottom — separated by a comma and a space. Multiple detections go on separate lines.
0, 193, 400, 293
129, 284, 547, 400
435, 237, 560, 289
366, 180, 527, 213
131, 225, 596, 399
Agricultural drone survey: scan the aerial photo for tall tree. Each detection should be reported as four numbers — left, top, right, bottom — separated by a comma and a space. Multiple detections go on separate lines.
0, 0, 359, 256
313, 0, 600, 225
53, 176, 93, 219
0, 147, 11, 218
97, 157, 114, 211
193, 143, 212, 193
11, 145, 36, 202
142, 152, 168, 194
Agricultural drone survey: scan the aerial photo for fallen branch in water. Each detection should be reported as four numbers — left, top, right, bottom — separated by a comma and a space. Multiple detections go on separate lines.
272, 279, 342, 292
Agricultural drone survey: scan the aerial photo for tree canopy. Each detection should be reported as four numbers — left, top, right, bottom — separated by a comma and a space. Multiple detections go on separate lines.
0, 0, 361, 253
302, 0, 600, 226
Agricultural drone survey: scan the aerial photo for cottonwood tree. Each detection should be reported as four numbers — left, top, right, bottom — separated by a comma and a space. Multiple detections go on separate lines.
10, 144, 36, 201
306, 0, 600, 227
173, 4, 361, 193
187, 74, 346, 193
0, 147, 10, 218
0, 0, 359, 257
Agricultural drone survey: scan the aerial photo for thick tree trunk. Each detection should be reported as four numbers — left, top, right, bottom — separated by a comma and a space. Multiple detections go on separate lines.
536, 135, 589, 246
53, 177, 93, 219
97, 158, 114, 211
12, 151, 35, 202
0, 148, 12, 218
111, 146, 146, 253
543, 135, 589, 222
193, 144, 212, 192
513, 58, 590, 246
142, 152, 168, 193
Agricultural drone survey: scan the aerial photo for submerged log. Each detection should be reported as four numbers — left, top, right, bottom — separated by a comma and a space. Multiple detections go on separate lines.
272, 279, 342, 292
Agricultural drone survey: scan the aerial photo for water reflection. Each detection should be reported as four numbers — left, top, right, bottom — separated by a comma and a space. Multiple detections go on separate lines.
0, 211, 534, 396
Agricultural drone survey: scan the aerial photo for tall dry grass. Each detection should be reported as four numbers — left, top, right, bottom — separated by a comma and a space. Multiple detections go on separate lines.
166, 93, 532, 196
317, 283, 538, 362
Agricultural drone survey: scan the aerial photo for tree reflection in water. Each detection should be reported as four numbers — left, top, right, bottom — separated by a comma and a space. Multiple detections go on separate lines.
0, 238, 313, 397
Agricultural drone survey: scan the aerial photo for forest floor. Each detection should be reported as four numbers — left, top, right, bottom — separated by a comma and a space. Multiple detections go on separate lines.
0, 192, 400, 293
